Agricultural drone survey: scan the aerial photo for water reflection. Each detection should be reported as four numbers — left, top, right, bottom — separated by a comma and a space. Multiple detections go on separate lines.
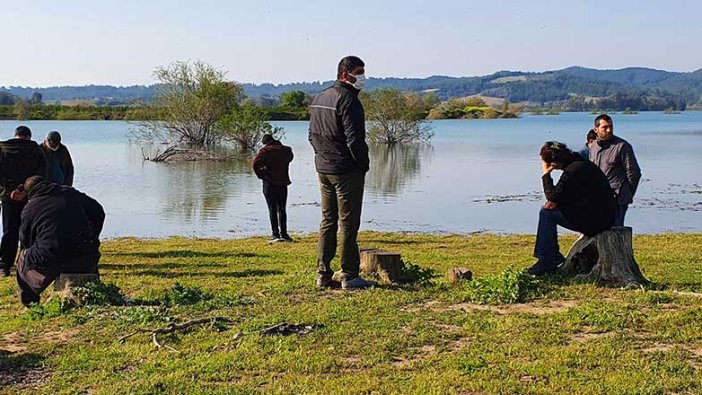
366, 144, 432, 196
153, 148, 254, 222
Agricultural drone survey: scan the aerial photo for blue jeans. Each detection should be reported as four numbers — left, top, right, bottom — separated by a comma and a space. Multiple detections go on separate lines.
533, 207, 576, 267
613, 204, 628, 227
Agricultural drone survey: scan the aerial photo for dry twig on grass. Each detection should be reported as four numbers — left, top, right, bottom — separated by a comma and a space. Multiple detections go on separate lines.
118, 316, 233, 352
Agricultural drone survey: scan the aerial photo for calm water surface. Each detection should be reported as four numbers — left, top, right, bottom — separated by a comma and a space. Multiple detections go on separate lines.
2, 112, 701, 238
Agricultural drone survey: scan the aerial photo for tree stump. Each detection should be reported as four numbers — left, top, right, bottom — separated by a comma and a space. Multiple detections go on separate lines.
54, 273, 100, 291
447, 268, 473, 284
360, 249, 405, 283
559, 226, 648, 288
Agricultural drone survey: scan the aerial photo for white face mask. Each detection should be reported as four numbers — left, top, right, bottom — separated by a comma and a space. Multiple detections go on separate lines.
49, 145, 59, 151
348, 73, 366, 90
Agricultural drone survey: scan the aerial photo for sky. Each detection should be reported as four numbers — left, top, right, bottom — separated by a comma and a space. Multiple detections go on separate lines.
2, 0, 701, 87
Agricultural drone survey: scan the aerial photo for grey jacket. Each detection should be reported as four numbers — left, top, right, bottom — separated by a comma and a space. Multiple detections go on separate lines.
590, 135, 642, 205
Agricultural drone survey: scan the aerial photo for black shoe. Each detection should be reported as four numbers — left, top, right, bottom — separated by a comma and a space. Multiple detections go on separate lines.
526, 261, 558, 276
280, 234, 294, 242
316, 277, 341, 289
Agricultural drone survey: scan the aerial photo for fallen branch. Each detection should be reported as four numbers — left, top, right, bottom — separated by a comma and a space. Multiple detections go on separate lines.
118, 316, 232, 352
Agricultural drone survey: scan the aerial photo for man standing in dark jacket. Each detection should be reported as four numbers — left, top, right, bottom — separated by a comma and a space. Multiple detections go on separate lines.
0, 126, 47, 277
589, 114, 642, 226
41, 131, 74, 186
528, 141, 617, 276
252, 134, 294, 242
16, 176, 105, 306
308, 56, 375, 290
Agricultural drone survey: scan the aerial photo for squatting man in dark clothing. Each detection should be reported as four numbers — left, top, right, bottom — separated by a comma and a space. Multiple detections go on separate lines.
308, 55, 376, 290
0, 126, 47, 277
41, 130, 74, 186
589, 114, 642, 226
16, 176, 105, 306
252, 134, 294, 242
528, 142, 617, 276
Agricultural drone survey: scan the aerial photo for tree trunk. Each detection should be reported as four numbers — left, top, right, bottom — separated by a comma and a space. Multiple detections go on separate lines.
559, 226, 649, 288
360, 249, 405, 283
54, 273, 100, 291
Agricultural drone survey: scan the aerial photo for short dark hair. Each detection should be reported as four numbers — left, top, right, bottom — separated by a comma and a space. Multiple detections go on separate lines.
586, 129, 597, 142
540, 141, 572, 165
24, 175, 46, 194
594, 114, 613, 127
15, 125, 31, 138
337, 56, 365, 79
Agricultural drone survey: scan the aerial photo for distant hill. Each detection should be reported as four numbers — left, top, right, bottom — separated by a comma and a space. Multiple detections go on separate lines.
2, 67, 701, 108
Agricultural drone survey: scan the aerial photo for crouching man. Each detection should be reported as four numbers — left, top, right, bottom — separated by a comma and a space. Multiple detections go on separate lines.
528, 142, 617, 276
16, 176, 105, 306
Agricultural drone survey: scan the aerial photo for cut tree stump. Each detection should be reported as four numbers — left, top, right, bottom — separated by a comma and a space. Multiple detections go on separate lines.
447, 268, 473, 284
559, 226, 648, 288
54, 273, 100, 291
360, 249, 405, 283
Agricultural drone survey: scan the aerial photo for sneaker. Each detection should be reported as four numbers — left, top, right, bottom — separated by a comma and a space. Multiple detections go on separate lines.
526, 261, 558, 276
268, 235, 283, 243
341, 276, 378, 290
280, 234, 294, 242
316, 277, 341, 289
1, 267, 9, 277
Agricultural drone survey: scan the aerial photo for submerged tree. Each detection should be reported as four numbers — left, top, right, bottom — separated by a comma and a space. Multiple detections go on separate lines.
216, 100, 284, 151
135, 60, 282, 153
361, 88, 433, 144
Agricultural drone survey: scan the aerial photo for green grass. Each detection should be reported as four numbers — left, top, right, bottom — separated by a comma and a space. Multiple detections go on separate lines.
1, 232, 701, 394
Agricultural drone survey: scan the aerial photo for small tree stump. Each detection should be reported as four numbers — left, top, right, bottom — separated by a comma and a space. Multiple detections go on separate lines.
447, 268, 473, 284
559, 226, 648, 288
54, 273, 100, 291
360, 249, 405, 283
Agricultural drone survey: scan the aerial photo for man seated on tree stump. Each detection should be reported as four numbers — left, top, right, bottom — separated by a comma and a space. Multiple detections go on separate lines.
528, 141, 617, 276
16, 176, 105, 306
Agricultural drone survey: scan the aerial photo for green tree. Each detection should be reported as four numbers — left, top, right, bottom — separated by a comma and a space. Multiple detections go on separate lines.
216, 101, 284, 151
137, 60, 243, 146
361, 88, 433, 144
14, 99, 30, 120
279, 90, 306, 107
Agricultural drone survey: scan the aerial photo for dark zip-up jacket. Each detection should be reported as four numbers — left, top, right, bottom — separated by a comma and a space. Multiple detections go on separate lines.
20, 181, 105, 272
590, 135, 641, 205
308, 81, 369, 174
252, 140, 294, 186
41, 143, 74, 186
0, 138, 47, 202
542, 154, 617, 236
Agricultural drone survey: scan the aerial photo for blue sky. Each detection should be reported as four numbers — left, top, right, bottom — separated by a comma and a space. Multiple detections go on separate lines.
2, 0, 701, 87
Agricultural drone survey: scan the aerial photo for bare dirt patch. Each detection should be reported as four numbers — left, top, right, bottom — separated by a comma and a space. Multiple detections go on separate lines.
447, 299, 579, 315
0, 332, 27, 353
568, 331, 614, 343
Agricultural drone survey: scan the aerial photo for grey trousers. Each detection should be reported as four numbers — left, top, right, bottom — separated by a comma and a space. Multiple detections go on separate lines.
316, 171, 365, 281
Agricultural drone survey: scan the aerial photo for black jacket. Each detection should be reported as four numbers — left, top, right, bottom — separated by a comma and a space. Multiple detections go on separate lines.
20, 181, 105, 271
41, 143, 74, 186
542, 154, 617, 236
252, 140, 294, 186
308, 81, 369, 174
0, 139, 47, 202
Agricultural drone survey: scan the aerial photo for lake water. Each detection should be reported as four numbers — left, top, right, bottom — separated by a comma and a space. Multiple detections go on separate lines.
2, 112, 701, 238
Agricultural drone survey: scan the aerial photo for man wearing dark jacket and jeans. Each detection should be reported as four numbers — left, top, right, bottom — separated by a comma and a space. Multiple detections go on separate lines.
308, 55, 375, 290
252, 134, 294, 242
41, 131, 74, 186
528, 141, 617, 276
0, 126, 47, 277
589, 114, 642, 226
16, 176, 105, 306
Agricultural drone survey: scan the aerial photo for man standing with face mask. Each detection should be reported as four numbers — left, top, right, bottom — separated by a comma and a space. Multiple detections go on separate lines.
308, 55, 375, 290
41, 131, 74, 187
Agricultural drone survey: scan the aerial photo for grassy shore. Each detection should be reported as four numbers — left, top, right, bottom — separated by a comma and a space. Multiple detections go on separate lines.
1, 232, 701, 394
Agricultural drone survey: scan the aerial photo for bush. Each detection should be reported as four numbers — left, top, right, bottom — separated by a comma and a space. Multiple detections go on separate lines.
361, 88, 433, 144
463, 268, 548, 304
